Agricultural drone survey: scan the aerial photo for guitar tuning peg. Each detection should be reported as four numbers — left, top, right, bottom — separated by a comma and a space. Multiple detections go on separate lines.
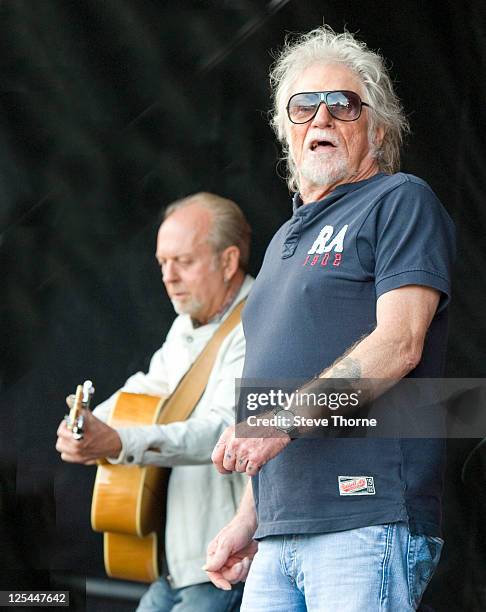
83, 380, 95, 394
82, 380, 95, 406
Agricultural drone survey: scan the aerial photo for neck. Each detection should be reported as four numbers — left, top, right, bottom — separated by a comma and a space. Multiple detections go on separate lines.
216, 269, 246, 318
299, 162, 380, 205
192, 270, 245, 327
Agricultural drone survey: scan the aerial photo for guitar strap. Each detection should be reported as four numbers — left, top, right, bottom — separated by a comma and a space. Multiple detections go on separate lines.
155, 298, 246, 425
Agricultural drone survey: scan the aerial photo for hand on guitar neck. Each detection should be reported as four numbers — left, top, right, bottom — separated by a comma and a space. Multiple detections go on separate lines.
56, 395, 123, 465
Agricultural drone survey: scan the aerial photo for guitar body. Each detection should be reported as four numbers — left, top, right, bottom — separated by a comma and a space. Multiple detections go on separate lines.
91, 392, 168, 583
103, 532, 161, 583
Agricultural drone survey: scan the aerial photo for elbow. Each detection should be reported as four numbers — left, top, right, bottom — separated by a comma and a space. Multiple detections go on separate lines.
399, 338, 424, 375
402, 351, 422, 375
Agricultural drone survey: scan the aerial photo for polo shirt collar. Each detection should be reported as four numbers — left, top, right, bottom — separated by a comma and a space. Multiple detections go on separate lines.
292, 173, 385, 213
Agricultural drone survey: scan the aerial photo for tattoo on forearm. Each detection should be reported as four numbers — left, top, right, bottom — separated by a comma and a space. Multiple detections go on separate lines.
320, 334, 368, 380
327, 357, 362, 380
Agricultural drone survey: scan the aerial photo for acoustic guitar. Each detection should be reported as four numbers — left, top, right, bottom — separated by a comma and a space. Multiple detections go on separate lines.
91, 392, 169, 583
87, 298, 246, 583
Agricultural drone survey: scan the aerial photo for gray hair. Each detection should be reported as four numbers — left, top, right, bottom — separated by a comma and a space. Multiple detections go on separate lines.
269, 26, 410, 192
164, 192, 251, 271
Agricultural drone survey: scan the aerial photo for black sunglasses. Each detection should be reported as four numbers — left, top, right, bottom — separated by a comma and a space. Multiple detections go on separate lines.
287, 90, 371, 124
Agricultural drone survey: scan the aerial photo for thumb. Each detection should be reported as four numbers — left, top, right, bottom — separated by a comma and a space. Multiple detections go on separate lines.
204, 537, 233, 572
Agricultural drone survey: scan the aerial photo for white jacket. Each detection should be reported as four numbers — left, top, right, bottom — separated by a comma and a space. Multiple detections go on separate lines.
93, 275, 253, 587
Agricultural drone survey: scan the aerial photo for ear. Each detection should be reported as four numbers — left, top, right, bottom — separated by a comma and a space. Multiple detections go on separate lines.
220, 246, 240, 281
374, 126, 386, 149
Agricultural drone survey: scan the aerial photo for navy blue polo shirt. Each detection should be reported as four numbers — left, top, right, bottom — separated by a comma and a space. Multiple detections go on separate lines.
242, 172, 455, 538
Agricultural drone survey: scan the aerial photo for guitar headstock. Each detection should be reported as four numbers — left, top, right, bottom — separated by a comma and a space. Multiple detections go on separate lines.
66, 380, 95, 439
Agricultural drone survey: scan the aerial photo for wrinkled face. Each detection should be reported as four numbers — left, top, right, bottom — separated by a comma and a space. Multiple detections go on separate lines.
155, 204, 226, 324
287, 63, 379, 191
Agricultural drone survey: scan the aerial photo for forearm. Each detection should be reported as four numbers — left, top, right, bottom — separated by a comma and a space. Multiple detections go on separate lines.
204, 478, 258, 588
114, 417, 229, 467
233, 480, 257, 535
322, 327, 423, 382
311, 328, 421, 409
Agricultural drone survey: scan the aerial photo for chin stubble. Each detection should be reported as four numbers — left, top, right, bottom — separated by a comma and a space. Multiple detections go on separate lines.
300, 151, 350, 187
171, 297, 203, 317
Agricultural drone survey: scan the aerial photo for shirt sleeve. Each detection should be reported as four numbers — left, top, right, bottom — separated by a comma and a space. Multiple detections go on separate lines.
357, 177, 456, 312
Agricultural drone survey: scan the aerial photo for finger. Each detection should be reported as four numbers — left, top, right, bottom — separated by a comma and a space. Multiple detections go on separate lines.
206, 537, 218, 558
220, 561, 244, 583
65, 394, 75, 409
212, 425, 236, 472
239, 557, 252, 582
211, 435, 228, 469
212, 447, 232, 475
222, 447, 238, 472
56, 437, 75, 453
235, 456, 248, 473
205, 570, 231, 591
204, 538, 233, 572
60, 447, 92, 464
82, 407, 93, 421
245, 462, 260, 476
60, 452, 78, 463
222, 557, 252, 583
57, 420, 69, 436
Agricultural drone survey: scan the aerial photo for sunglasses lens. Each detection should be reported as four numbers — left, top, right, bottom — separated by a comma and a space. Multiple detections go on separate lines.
287, 93, 321, 123
326, 91, 361, 120
287, 91, 364, 123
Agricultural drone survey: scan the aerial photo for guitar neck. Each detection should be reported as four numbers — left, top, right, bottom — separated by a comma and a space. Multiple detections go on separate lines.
67, 380, 95, 432
67, 385, 84, 430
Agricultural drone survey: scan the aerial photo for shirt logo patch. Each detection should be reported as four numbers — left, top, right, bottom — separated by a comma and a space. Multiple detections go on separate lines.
338, 476, 375, 496
303, 224, 348, 267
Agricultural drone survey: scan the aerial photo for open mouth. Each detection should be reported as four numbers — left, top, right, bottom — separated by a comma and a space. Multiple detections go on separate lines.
310, 139, 337, 151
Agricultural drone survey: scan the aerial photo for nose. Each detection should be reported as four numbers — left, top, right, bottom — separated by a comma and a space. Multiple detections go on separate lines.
162, 260, 179, 283
311, 101, 334, 127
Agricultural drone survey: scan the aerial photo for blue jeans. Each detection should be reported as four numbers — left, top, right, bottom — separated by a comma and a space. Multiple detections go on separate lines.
136, 577, 243, 612
241, 522, 443, 611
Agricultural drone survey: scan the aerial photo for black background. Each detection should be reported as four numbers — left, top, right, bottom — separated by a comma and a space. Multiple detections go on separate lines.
0, 1, 485, 610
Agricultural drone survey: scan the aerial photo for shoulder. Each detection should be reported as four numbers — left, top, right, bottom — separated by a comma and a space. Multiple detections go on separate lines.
369, 173, 452, 221
355, 173, 455, 253
378, 172, 439, 200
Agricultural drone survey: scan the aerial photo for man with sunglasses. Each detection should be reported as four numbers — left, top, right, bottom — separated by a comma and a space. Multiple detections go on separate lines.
205, 26, 455, 611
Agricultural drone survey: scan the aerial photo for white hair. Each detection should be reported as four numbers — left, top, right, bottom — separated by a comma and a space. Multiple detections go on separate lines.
269, 26, 410, 192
